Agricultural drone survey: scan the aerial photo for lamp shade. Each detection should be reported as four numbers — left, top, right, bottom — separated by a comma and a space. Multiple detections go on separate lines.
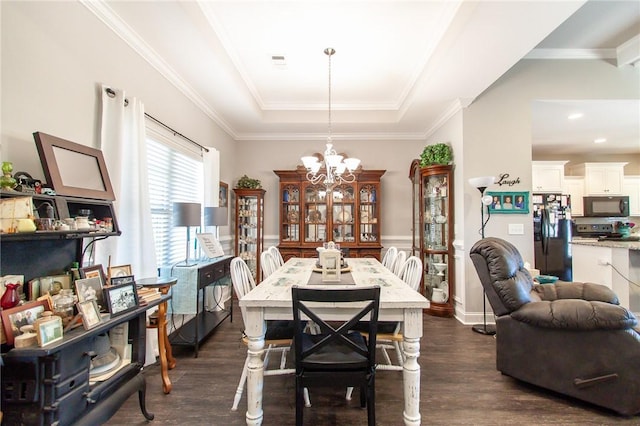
173, 202, 201, 227
468, 176, 495, 192
204, 207, 228, 226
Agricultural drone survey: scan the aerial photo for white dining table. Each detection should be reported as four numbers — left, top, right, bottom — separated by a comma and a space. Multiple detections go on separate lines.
238, 257, 430, 425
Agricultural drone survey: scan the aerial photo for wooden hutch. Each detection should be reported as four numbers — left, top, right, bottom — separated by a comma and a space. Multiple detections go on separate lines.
274, 166, 385, 261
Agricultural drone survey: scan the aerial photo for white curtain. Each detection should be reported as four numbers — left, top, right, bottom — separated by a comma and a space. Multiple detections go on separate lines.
96, 85, 158, 279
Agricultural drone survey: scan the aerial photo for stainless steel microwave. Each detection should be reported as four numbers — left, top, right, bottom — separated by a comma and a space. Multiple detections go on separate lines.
583, 196, 630, 217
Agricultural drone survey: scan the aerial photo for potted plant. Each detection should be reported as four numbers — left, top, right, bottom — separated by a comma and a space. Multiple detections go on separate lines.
236, 175, 262, 189
419, 143, 452, 167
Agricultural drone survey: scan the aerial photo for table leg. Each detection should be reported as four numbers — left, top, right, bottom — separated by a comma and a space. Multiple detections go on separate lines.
245, 308, 265, 425
157, 286, 174, 394
402, 309, 423, 426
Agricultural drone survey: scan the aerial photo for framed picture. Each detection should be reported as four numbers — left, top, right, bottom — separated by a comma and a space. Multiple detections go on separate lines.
108, 264, 132, 279
75, 276, 106, 312
77, 299, 102, 330
487, 191, 530, 214
104, 282, 139, 317
35, 274, 72, 297
1, 300, 51, 346
110, 275, 135, 287
33, 132, 115, 200
35, 315, 63, 346
79, 264, 106, 285
219, 181, 229, 208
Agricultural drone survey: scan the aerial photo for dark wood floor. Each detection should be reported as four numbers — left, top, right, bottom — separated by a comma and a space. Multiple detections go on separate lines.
107, 302, 638, 425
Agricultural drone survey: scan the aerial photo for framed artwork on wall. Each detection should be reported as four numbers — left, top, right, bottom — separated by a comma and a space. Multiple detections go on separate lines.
219, 181, 229, 208
487, 191, 530, 214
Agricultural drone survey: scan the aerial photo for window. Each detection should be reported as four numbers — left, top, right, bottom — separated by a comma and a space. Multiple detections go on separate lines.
146, 130, 204, 268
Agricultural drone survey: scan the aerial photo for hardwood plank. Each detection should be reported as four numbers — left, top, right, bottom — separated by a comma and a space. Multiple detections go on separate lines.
106, 302, 639, 425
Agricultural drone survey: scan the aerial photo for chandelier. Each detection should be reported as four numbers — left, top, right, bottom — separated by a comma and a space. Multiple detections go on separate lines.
301, 48, 360, 189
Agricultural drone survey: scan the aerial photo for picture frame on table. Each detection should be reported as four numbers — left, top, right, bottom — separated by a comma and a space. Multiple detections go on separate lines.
77, 299, 102, 330
1, 299, 51, 346
110, 275, 135, 287
79, 264, 107, 286
104, 282, 139, 317
108, 264, 132, 280
219, 181, 229, 208
35, 315, 64, 346
486, 191, 530, 214
75, 276, 106, 312
34, 274, 72, 297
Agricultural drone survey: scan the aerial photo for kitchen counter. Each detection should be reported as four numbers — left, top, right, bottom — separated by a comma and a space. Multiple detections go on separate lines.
571, 238, 640, 250
571, 238, 640, 313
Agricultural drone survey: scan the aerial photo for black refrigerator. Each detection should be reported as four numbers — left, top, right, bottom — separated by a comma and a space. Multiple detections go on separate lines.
533, 193, 572, 281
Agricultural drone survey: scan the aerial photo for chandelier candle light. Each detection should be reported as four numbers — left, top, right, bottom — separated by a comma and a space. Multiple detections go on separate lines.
301, 48, 360, 190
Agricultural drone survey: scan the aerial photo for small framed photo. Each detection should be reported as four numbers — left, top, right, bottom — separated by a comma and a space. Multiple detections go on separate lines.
77, 299, 102, 330
37, 274, 72, 297
1, 300, 51, 346
110, 275, 135, 287
108, 264, 132, 280
75, 276, 106, 312
79, 264, 107, 286
35, 315, 64, 347
104, 282, 139, 317
487, 191, 530, 214
219, 181, 229, 208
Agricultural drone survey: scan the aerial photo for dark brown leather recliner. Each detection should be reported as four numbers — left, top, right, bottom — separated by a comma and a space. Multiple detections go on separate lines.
470, 237, 640, 416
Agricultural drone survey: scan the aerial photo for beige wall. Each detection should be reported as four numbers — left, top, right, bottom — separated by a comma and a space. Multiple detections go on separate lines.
0, 1, 236, 239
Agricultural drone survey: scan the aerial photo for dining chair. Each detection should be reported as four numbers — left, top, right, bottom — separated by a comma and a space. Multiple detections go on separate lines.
260, 250, 279, 280
230, 257, 310, 411
381, 246, 397, 270
392, 250, 407, 276
292, 285, 380, 426
268, 245, 285, 267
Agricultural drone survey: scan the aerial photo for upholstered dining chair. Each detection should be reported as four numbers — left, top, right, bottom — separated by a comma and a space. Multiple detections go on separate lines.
292, 285, 380, 426
268, 245, 285, 267
381, 246, 398, 270
260, 250, 279, 280
392, 250, 407, 276
230, 257, 310, 411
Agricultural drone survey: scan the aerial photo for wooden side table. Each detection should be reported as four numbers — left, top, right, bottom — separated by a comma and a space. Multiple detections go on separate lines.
137, 276, 177, 394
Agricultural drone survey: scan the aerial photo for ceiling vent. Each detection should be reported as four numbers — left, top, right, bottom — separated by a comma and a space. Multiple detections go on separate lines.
271, 55, 286, 66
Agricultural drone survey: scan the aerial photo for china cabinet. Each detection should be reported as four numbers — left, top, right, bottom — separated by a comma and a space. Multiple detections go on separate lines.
409, 160, 454, 317
274, 167, 385, 260
233, 188, 265, 282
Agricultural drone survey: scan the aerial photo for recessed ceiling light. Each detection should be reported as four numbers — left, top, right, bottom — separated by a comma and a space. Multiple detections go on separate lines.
568, 113, 583, 120
594, 138, 607, 144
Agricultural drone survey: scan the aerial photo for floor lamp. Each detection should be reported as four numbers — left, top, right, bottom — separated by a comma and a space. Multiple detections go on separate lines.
468, 176, 496, 336
173, 202, 201, 267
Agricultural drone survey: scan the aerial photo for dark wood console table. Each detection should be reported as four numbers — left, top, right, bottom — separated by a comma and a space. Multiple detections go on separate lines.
166, 256, 233, 357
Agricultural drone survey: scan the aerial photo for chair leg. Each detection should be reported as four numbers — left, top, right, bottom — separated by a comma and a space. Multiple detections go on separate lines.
304, 387, 311, 407
367, 377, 376, 426
345, 386, 354, 400
393, 341, 404, 366
360, 384, 366, 408
380, 344, 393, 365
231, 355, 250, 411
296, 378, 304, 426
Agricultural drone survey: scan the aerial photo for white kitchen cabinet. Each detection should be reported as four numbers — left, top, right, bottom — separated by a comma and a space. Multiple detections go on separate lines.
569, 162, 627, 195
563, 176, 584, 216
532, 161, 568, 193
624, 176, 640, 216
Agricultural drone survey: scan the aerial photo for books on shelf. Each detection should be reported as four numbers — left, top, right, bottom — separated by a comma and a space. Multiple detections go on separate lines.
137, 287, 161, 304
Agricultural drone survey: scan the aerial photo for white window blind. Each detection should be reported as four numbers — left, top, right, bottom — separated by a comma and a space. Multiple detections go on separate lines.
146, 135, 204, 268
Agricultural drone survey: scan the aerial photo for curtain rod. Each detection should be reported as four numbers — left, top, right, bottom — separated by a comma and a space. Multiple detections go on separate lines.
104, 87, 209, 153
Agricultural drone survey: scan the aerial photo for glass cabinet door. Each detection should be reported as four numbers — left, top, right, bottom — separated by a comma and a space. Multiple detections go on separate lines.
423, 174, 449, 250
332, 184, 356, 244
282, 184, 300, 243
358, 184, 378, 243
303, 184, 327, 243
234, 188, 265, 282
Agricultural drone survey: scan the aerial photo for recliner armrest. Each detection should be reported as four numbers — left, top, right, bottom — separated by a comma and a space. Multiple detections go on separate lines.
511, 300, 637, 330
532, 282, 619, 304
